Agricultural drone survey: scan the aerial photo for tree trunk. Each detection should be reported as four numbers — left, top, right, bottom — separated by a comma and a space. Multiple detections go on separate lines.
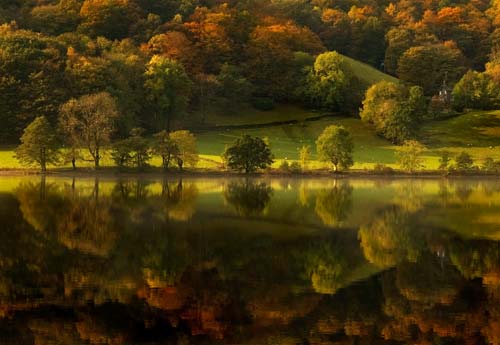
94, 148, 100, 169
71, 158, 76, 170
40, 148, 46, 173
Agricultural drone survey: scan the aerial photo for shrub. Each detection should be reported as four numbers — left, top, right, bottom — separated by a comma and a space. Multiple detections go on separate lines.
455, 151, 474, 171
482, 157, 498, 173
279, 160, 290, 172
438, 151, 452, 171
290, 161, 302, 173
298, 145, 311, 170
111, 128, 151, 169
396, 140, 426, 173
373, 163, 394, 174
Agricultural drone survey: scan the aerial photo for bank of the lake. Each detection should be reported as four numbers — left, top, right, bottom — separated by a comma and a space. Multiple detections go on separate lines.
1, 166, 499, 179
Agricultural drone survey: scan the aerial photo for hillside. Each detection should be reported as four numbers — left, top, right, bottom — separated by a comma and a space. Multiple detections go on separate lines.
342, 55, 399, 86
198, 54, 398, 128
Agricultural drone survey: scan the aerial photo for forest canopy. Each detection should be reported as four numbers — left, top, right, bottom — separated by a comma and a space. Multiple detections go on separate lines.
1, 0, 499, 143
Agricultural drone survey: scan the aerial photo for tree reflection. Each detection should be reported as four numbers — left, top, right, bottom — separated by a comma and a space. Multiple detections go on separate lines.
395, 255, 464, 307
224, 180, 273, 216
16, 178, 118, 257
160, 179, 198, 221
298, 235, 368, 295
4, 178, 500, 344
314, 181, 353, 227
359, 206, 424, 268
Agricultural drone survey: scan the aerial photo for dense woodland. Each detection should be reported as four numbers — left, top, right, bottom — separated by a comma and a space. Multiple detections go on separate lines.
3, 0, 500, 145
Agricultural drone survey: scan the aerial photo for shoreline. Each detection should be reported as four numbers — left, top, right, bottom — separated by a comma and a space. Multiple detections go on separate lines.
1, 168, 499, 179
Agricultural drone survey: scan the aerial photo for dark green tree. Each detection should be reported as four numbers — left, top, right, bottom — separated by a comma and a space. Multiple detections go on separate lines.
144, 55, 192, 132
223, 135, 274, 173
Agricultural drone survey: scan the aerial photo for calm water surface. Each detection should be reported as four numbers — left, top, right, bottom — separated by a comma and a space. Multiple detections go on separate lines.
0, 176, 499, 344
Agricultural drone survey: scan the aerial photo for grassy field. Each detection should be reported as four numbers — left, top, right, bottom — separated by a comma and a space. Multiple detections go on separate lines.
342, 54, 399, 86
189, 54, 397, 128
1, 110, 499, 171
196, 104, 319, 127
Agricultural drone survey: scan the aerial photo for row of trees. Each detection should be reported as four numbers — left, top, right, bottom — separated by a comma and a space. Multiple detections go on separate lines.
15, 116, 200, 172
17, 115, 498, 174
15, 115, 356, 173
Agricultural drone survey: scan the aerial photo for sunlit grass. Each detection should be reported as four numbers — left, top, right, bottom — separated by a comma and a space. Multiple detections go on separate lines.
342, 54, 399, 86
1, 110, 499, 172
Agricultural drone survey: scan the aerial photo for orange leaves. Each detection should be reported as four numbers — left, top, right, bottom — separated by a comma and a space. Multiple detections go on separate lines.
347, 5, 376, 22
250, 21, 324, 55
143, 31, 199, 73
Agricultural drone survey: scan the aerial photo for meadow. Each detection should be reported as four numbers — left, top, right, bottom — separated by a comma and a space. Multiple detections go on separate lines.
1, 108, 499, 172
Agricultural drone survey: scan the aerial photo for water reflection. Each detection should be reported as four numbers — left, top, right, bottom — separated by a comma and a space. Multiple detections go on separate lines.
0, 177, 500, 344
223, 180, 272, 216
314, 180, 353, 227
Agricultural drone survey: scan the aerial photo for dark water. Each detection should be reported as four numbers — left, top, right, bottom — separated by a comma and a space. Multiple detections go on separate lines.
0, 176, 500, 344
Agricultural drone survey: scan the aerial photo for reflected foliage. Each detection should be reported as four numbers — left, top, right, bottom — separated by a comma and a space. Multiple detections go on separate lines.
314, 181, 353, 226
223, 180, 272, 216
0, 178, 500, 344
359, 206, 424, 268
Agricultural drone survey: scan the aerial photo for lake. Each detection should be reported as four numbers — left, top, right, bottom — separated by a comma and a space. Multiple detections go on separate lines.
0, 176, 499, 344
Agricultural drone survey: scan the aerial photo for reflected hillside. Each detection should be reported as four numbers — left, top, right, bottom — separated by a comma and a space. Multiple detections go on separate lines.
0, 177, 500, 343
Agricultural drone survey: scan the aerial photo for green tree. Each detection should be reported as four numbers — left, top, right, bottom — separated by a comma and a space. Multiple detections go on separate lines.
111, 138, 133, 167
111, 128, 151, 169
452, 70, 500, 111
169, 130, 198, 171
223, 135, 274, 173
78, 0, 141, 40
316, 125, 354, 172
397, 140, 426, 173
305, 51, 362, 111
360, 81, 426, 143
59, 92, 119, 168
15, 116, 60, 172
438, 151, 452, 171
153, 130, 179, 170
397, 43, 465, 95
455, 151, 474, 171
216, 64, 254, 112
0, 24, 67, 143
299, 145, 311, 170
144, 55, 192, 132
29, 0, 80, 35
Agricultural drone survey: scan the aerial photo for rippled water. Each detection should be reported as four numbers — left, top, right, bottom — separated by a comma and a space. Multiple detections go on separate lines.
0, 176, 499, 344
